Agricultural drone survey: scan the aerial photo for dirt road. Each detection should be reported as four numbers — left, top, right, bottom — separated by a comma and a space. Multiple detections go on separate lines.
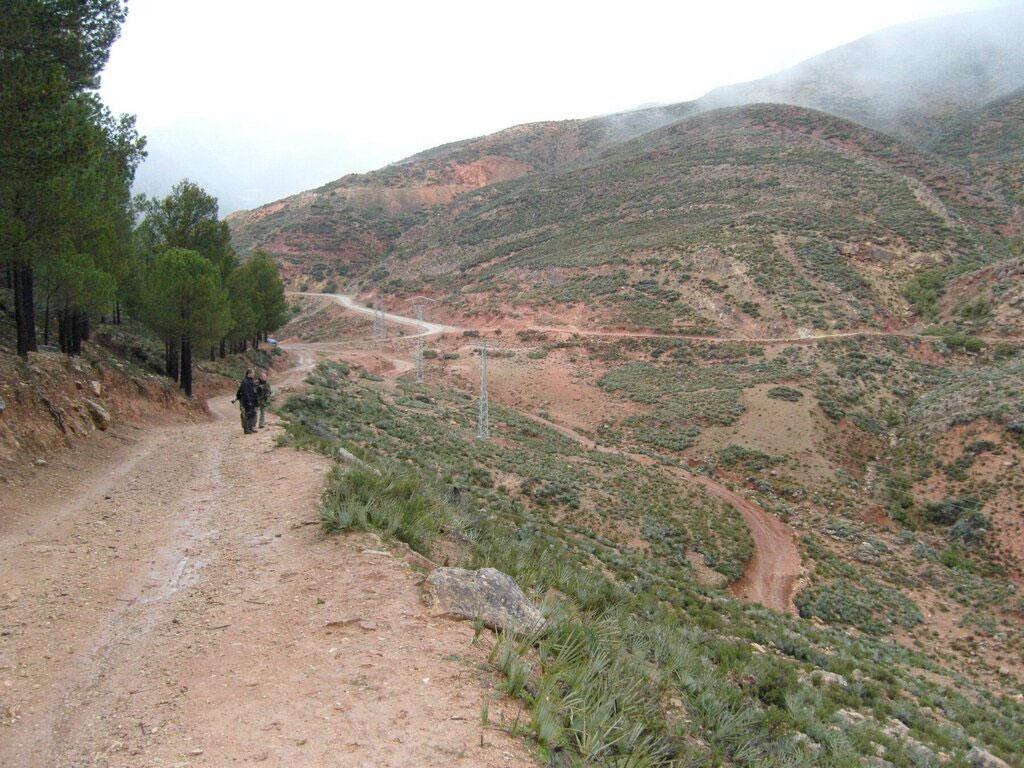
516, 412, 800, 614
293, 292, 804, 614
0, 367, 533, 767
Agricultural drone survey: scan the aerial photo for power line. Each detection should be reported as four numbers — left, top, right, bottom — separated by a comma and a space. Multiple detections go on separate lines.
477, 340, 489, 440
373, 299, 386, 339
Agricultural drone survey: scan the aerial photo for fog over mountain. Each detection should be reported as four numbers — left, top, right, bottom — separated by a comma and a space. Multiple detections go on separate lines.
109, 1, 1011, 215
132, 121, 405, 217
700, 5, 1024, 142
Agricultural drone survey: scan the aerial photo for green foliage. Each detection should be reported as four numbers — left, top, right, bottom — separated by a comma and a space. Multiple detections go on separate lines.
717, 445, 784, 472
319, 465, 446, 555
141, 248, 230, 346
939, 330, 985, 353
227, 250, 288, 342
135, 180, 235, 280
0, 0, 143, 356
902, 270, 946, 318
923, 496, 980, 526
796, 577, 924, 634
767, 386, 804, 402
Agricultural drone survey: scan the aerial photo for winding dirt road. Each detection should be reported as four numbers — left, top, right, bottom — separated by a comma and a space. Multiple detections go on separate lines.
301, 292, 802, 614
516, 412, 800, 614
0, 361, 533, 767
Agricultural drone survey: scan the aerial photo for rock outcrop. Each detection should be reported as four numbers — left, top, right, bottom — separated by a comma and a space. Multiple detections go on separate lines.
967, 746, 1010, 768
423, 567, 544, 634
84, 399, 111, 431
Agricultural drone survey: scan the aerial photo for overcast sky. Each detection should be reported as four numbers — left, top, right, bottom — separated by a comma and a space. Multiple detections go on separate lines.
100, 0, 1009, 214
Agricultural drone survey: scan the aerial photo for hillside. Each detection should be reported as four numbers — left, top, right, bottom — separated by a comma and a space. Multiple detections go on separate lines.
930, 88, 1024, 208
373, 104, 1014, 334
699, 6, 1024, 146
225, 103, 697, 287
266, 298, 1024, 768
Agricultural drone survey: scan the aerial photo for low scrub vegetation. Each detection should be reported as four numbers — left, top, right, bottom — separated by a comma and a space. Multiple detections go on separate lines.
278, 360, 1024, 767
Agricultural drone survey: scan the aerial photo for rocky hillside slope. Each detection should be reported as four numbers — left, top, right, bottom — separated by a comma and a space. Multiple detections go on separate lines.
232, 8, 1024, 307
375, 104, 1017, 334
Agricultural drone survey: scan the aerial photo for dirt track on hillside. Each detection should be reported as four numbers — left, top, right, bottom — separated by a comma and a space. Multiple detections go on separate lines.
516, 412, 800, 614
295, 294, 802, 614
0, 356, 533, 767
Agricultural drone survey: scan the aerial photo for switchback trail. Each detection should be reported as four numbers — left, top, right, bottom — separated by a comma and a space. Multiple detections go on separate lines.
0, 361, 533, 767
300, 292, 801, 614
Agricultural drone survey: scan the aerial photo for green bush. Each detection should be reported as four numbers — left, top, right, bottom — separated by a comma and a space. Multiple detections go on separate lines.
766, 386, 803, 402
319, 465, 447, 555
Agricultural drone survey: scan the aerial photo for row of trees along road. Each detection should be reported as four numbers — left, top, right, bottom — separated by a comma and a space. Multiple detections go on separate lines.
1, 1, 287, 397
133, 181, 288, 397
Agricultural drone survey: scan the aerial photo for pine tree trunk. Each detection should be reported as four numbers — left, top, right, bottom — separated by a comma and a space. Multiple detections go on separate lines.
115, 300, 121, 325
13, 264, 38, 359
80, 313, 89, 343
58, 310, 67, 354
43, 294, 50, 346
69, 313, 80, 355
180, 337, 193, 398
166, 337, 180, 381
219, 338, 226, 358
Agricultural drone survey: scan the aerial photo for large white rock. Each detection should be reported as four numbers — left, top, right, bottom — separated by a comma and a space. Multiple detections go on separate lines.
423, 567, 544, 634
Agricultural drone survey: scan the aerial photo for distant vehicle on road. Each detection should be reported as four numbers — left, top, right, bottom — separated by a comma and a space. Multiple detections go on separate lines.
267, 337, 278, 346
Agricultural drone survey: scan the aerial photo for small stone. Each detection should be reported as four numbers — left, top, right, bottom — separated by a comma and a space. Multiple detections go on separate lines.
89, 380, 102, 397
834, 708, 867, 728
34, 458, 47, 467
883, 718, 910, 739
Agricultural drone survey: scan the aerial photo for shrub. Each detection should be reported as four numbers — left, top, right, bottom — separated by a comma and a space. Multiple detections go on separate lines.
717, 445, 783, 472
949, 510, 990, 546
319, 465, 447, 555
923, 496, 980, 526
767, 386, 803, 402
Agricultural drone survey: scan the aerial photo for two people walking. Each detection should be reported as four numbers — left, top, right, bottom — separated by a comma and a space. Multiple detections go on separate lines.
234, 368, 272, 434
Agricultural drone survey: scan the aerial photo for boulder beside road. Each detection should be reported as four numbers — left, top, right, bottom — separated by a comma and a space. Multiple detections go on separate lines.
423, 567, 544, 634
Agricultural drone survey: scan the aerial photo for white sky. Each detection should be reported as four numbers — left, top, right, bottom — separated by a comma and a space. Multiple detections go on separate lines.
100, 0, 1009, 213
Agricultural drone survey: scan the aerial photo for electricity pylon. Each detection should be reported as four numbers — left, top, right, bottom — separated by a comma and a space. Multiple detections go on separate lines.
415, 338, 424, 383
373, 300, 386, 339
476, 340, 489, 440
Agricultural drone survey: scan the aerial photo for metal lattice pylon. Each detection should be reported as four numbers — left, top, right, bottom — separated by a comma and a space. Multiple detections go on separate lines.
372, 300, 386, 339
476, 340, 489, 440
415, 338, 424, 383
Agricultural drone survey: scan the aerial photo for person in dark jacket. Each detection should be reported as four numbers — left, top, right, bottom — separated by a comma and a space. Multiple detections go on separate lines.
234, 368, 258, 434
255, 371, 272, 429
